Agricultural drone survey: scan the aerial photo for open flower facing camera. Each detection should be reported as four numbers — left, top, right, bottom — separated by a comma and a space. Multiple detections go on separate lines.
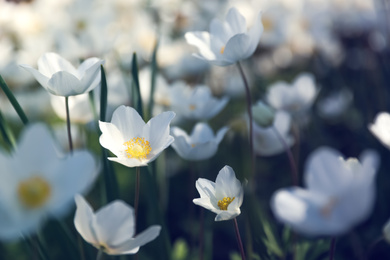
99, 105, 175, 168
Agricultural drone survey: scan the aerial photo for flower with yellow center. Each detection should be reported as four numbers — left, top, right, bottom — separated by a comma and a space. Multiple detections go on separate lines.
99, 105, 175, 168
0, 123, 98, 241
193, 166, 244, 221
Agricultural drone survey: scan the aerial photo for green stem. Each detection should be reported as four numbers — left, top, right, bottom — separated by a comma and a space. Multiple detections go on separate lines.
65, 97, 73, 153
96, 248, 103, 260
134, 167, 141, 234
236, 62, 255, 181
233, 218, 246, 260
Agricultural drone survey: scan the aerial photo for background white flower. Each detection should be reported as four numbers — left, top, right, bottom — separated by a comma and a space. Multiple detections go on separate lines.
74, 195, 161, 255
171, 122, 229, 161
369, 112, 390, 150
0, 123, 98, 241
99, 105, 175, 167
20, 52, 104, 96
271, 147, 379, 236
185, 7, 263, 66
193, 165, 244, 221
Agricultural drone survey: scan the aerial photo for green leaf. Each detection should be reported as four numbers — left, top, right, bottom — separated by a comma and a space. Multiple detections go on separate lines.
147, 40, 159, 121
131, 53, 143, 118
99, 65, 108, 122
0, 110, 15, 148
0, 75, 28, 125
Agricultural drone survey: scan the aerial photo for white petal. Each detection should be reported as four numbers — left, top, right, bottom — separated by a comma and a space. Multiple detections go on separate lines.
193, 198, 218, 214
185, 31, 216, 61
243, 11, 263, 58
19, 65, 50, 90
111, 106, 145, 140
190, 122, 214, 142
108, 157, 148, 168
99, 121, 125, 157
223, 33, 251, 63
225, 7, 247, 35
37, 52, 77, 77
74, 195, 99, 245
94, 201, 135, 248
145, 111, 175, 152
215, 210, 239, 221
47, 71, 83, 96
215, 126, 229, 144
369, 112, 390, 149
215, 166, 242, 199
79, 58, 104, 93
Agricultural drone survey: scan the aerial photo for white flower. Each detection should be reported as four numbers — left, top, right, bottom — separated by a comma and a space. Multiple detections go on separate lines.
171, 122, 229, 161
369, 112, 390, 150
185, 7, 263, 66
74, 195, 161, 255
266, 73, 318, 116
99, 105, 175, 167
0, 124, 98, 241
252, 100, 275, 128
253, 111, 294, 156
170, 83, 229, 120
317, 89, 353, 119
271, 147, 379, 236
20, 52, 104, 96
193, 166, 244, 221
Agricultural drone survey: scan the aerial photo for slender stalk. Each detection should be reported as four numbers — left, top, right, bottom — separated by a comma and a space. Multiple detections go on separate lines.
199, 208, 204, 260
65, 97, 73, 153
233, 218, 246, 260
134, 167, 141, 234
78, 236, 86, 260
272, 126, 298, 186
236, 61, 255, 180
96, 248, 103, 260
329, 237, 336, 260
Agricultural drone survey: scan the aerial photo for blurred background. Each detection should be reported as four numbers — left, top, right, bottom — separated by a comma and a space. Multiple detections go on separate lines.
1, 0, 390, 259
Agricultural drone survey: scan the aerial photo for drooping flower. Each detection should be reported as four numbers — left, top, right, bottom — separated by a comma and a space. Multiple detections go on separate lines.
253, 111, 294, 156
193, 166, 244, 221
99, 105, 175, 167
369, 112, 390, 150
74, 195, 161, 255
169, 83, 229, 120
266, 73, 318, 117
185, 7, 263, 66
0, 124, 98, 241
271, 147, 379, 236
20, 52, 104, 96
171, 122, 229, 161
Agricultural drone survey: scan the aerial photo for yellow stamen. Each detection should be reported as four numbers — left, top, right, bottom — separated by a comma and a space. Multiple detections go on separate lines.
220, 46, 225, 54
218, 197, 235, 210
189, 104, 196, 111
18, 176, 51, 209
191, 144, 196, 148
124, 137, 152, 160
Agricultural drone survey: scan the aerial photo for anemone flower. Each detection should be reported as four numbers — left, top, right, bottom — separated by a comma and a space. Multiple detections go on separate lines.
99, 105, 175, 167
20, 52, 104, 96
185, 7, 263, 66
74, 195, 161, 255
0, 124, 98, 241
193, 165, 244, 221
369, 112, 390, 150
271, 147, 379, 236
171, 122, 229, 161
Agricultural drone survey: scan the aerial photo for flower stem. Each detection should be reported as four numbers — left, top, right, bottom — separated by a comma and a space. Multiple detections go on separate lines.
134, 167, 141, 233
96, 248, 103, 260
199, 208, 204, 260
233, 218, 246, 260
272, 126, 298, 186
329, 237, 336, 260
65, 97, 73, 153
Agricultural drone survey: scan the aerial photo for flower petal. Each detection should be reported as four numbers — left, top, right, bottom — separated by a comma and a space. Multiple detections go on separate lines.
215, 166, 242, 199
37, 52, 77, 77
74, 195, 99, 246
225, 7, 247, 35
47, 71, 83, 96
111, 106, 145, 140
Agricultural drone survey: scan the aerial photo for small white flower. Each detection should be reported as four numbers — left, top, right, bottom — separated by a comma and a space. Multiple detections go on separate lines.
171, 122, 229, 161
185, 7, 263, 66
193, 166, 244, 221
0, 124, 98, 241
74, 195, 161, 255
266, 73, 318, 116
170, 83, 229, 120
99, 105, 175, 167
253, 111, 294, 156
369, 112, 390, 150
271, 147, 379, 236
20, 52, 104, 96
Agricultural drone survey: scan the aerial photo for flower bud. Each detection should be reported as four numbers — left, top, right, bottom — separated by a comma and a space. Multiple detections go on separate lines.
252, 101, 275, 127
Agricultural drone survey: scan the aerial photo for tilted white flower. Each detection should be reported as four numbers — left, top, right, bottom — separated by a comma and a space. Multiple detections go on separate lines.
271, 147, 379, 236
369, 112, 390, 150
185, 7, 263, 66
171, 122, 229, 161
99, 105, 175, 167
170, 83, 229, 120
0, 124, 98, 241
253, 111, 294, 156
20, 52, 104, 96
266, 73, 318, 116
74, 195, 161, 255
193, 166, 244, 221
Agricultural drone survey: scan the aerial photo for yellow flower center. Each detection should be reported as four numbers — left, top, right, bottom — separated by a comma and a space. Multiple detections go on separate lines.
189, 104, 196, 111
124, 137, 152, 160
220, 46, 225, 54
218, 197, 235, 210
17, 176, 51, 209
